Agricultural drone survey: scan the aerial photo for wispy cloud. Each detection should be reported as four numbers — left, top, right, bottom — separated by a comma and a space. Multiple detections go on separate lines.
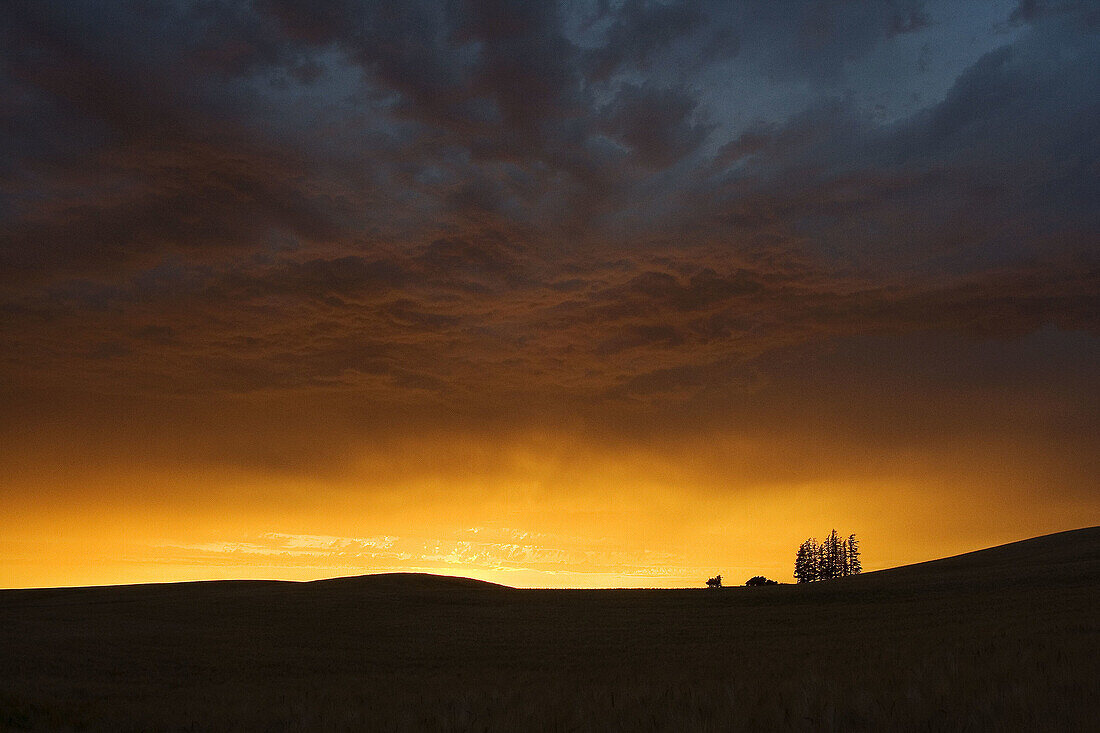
147, 527, 700, 578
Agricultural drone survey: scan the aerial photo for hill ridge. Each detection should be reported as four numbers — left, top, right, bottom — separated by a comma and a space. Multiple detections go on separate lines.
1, 526, 1097, 594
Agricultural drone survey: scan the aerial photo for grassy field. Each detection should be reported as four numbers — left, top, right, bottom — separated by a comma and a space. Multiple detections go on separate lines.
2, 527, 1098, 731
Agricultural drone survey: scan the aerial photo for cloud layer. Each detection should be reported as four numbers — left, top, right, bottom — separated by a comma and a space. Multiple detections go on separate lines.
1, 0, 1097, 585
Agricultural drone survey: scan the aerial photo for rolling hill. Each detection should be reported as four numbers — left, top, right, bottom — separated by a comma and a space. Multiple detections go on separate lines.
2, 527, 1097, 730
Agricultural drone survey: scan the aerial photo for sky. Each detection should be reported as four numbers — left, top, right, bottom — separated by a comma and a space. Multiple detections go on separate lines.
1, 0, 1098, 588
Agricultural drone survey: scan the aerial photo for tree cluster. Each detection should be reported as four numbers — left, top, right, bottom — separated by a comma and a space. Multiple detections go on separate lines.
794, 530, 861, 583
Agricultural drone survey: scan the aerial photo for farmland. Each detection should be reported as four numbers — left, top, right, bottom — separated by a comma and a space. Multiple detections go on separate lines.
2, 527, 1097, 731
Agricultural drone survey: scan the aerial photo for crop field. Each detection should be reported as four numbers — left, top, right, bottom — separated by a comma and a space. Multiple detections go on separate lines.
2, 527, 1097, 731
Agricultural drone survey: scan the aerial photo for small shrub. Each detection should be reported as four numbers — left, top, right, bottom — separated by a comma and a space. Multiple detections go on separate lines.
745, 576, 778, 586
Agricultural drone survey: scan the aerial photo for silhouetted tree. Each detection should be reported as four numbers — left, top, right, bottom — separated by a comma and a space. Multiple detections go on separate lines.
847, 534, 861, 575
795, 531, 862, 582
705, 574, 722, 588
745, 576, 778, 586
794, 539, 817, 583
815, 539, 828, 580
824, 529, 843, 579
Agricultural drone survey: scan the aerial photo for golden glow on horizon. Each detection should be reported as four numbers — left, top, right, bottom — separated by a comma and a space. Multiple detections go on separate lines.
3, 429, 1094, 589
2, 0, 1098, 596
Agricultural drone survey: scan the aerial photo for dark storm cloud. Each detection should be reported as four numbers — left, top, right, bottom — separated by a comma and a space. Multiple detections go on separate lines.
258, 0, 483, 129
0, 139, 349, 283
888, 9, 932, 36
585, 0, 714, 80
693, 9, 1100, 272
600, 82, 713, 168
703, 1, 934, 82
1009, 0, 1099, 25
0, 0, 1097, 415
0, 1, 359, 287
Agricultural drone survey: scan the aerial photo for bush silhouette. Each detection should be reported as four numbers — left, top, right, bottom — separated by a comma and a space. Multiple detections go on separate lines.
745, 576, 778, 586
705, 574, 722, 588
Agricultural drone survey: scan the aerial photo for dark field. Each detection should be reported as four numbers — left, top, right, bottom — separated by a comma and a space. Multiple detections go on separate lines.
2, 528, 1098, 731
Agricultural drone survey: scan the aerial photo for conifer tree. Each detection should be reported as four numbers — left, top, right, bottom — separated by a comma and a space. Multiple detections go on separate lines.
824, 529, 842, 579
833, 529, 845, 577
794, 539, 816, 583
847, 534, 861, 575
794, 531, 863, 582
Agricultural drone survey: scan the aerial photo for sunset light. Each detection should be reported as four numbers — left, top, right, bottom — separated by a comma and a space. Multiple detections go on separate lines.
1, 1, 1096, 591
3, 3, 1098, 729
